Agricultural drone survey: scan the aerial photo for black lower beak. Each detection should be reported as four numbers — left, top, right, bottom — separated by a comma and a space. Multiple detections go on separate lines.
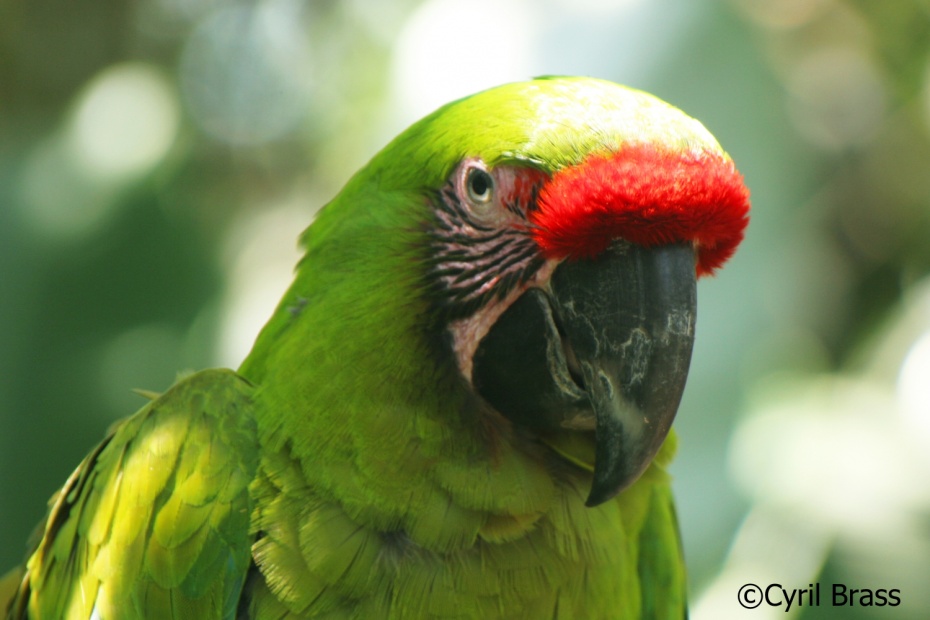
473, 242, 697, 506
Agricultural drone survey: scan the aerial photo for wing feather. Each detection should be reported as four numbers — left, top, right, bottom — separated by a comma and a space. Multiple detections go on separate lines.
6, 369, 259, 620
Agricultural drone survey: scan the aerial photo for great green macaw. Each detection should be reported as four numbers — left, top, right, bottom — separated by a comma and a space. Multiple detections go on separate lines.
2, 76, 749, 619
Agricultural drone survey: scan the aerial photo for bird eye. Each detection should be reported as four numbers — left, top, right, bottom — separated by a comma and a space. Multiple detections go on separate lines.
466, 168, 494, 205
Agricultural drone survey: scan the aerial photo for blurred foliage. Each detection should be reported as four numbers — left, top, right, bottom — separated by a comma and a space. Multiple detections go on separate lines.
2, 1, 930, 618
702, 1, 930, 618
732, 0, 930, 360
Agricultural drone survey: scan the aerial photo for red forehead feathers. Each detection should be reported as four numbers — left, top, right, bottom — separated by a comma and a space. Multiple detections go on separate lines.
531, 144, 750, 276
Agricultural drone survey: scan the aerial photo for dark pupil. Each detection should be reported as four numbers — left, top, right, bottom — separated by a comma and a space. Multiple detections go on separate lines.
470, 171, 490, 197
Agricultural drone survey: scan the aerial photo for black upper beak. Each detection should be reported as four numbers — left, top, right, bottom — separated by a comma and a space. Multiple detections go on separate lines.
472, 242, 697, 506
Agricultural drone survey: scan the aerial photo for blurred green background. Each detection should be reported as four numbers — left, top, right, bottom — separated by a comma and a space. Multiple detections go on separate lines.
3, 1, 930, 618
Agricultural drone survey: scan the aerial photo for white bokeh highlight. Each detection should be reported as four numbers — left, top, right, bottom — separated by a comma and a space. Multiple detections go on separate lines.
69, 63, 180, 180
389, 0, 538, 125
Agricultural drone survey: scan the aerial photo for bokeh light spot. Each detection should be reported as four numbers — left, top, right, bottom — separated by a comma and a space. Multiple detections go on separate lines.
786, 47, 886, 149
390, 0, 536, 123
899, 330, 930, 435
18, 137, 120, 240
731, 377, 927, 536
733, 0, 831, 30
69, 62, 180, 180
216, 203, 308, 367
179, 2, 314, 146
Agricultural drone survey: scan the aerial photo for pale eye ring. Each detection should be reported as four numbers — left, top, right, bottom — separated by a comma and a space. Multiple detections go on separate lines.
466, 168, 494, 205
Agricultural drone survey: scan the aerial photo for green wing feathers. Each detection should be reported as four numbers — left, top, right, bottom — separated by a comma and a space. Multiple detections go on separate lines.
7, 369, 259, 620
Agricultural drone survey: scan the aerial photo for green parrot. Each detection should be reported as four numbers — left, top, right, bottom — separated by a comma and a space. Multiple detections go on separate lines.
2, 76, 749, 619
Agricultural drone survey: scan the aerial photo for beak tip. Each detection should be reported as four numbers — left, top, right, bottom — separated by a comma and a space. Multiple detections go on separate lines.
583, 456, 639, 507
584, 488, 612, 508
